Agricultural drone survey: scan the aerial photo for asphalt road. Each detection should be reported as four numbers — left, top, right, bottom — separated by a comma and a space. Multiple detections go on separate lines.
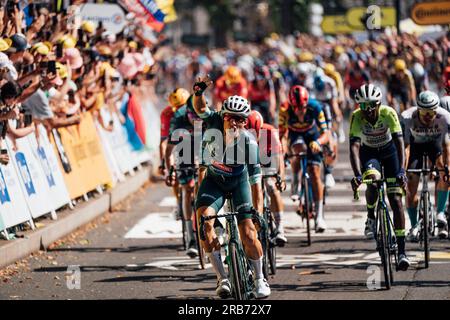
1, 137, 449, 300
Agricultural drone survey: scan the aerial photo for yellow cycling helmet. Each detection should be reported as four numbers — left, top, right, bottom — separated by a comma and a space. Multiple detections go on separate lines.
224, 66, 242, 84
324, 63, 335, 75
394, 59, 406, 71
299, 51, 313, 62
168, 88, 190, 108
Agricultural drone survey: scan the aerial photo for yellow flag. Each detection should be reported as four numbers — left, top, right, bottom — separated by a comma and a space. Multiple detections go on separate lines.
155, 0, 177, 23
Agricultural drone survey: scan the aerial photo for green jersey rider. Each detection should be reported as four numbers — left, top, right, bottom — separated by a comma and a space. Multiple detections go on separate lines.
192, 75, 270, 299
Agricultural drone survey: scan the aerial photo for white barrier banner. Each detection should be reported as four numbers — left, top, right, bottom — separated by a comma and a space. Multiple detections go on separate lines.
95, 108, 126, 185
103, 109, 135, 176
6, 137, 55, 219
29, 126, 71, 210
0, 157, 33, 231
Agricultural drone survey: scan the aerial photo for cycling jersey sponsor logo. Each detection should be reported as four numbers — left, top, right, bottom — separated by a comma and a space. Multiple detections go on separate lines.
211, 160, 233, 173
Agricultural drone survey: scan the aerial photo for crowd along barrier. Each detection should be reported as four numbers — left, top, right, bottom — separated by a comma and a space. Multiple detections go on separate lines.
0, 96, 161, 240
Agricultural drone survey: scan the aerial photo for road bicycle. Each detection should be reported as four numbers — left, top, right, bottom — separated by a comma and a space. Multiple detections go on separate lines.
200, 198, 265, 300
354, 173, 399, 290
288, 152, 314, 246
406, 153, 436, 268
261, 172, 282, 278
407, 155, 449, 267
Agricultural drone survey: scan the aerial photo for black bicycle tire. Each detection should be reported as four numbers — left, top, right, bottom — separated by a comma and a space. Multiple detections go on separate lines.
195, 221, 206, 269
260, 218, 270, 280
423, 193, 430, 268
378, 207, 391, 290
229, 242, 244, 300
179, 188, 187, 251
303, 175, 312, 246
268, 211, 277, 275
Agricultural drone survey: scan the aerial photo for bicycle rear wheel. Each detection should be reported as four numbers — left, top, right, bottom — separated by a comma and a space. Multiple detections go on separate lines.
268, 211, 277, 275
193, 212, 206, 269
179, 188, 188, 250
378, 207, 392, 290
260, 213, 270, 280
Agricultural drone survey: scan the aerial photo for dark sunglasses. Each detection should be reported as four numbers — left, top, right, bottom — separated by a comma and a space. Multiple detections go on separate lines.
359, 101, 379, 111
223, 114, 247, 124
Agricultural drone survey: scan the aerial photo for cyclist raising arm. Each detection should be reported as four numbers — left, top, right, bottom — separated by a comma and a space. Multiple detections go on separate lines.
349, 84, 410, 271
192, 75, 270, 299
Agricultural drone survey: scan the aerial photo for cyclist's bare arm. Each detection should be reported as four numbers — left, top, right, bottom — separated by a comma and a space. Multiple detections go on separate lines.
393, 135, 406, 170
350, 139, 362, 177
251, 183, 264, 214
164, 143, 176, 171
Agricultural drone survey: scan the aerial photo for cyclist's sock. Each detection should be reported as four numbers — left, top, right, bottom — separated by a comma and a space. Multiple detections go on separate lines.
186, 220, 194, 245
395, 230, 406, 255
249, 257, 264, 280
436, 190, 449, 214
406, 207, 418, 227
273, 211, 282, 228
206, 250, 227, 280
315, 201, 324, 220
367, 202, 376, 220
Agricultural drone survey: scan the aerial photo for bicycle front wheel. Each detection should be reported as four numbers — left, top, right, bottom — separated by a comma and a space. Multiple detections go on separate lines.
378, 207, 392, 290
229, 242, 245, 300
421, 193, 430, 268
302, 175, 312, 246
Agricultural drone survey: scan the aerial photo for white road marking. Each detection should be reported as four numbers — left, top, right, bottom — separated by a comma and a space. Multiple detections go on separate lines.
134, 251, 450, 271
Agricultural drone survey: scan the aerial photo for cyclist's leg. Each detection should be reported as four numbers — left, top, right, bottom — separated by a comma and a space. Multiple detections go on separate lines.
195, 175, 227, 283
304, 129, 325, 228
178, 166, 198, 254
289, 131, 306, 199
233, 179, 271, 297
382, 149, 407, 260
433, 151, 449, 230
406, 144, 422, 230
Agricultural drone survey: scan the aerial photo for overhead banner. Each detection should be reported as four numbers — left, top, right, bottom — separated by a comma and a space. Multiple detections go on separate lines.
120, 0, 166, 32
322, 7, 396, 34
79, 3, 126, 34
411, 1, 450, 25
155, 0, 177, 23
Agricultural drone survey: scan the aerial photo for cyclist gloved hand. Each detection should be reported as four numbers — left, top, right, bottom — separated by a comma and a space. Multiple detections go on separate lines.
165, 167, 176, 187
193, 75, 212, 96
351, 175, 362, 191
396, 168, 408, 188
309, 140, 321, 154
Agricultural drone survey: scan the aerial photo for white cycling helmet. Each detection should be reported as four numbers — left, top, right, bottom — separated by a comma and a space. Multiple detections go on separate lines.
354, 84, 382, 104
440, 96, 450, 112
417, 91, 439, 110
222, 95, 251, 118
